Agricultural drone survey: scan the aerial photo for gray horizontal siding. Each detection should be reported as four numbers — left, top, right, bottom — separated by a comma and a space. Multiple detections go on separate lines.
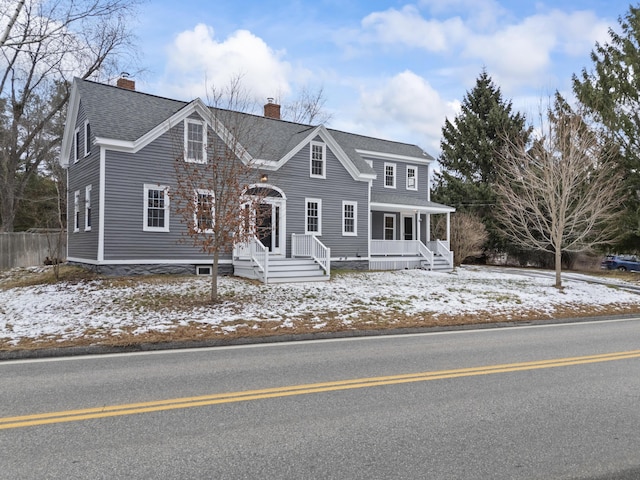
365, 155, 430, 202
270, 137, 369, 258
103, 125, 227, 262
67, 101, 100, 260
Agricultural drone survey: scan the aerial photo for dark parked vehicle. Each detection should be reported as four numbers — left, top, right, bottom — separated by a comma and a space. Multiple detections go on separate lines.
601, 255, 640, 272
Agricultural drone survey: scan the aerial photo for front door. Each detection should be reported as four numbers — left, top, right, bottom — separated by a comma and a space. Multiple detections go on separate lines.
403, 215, 414, 240
257, 199, 284, 254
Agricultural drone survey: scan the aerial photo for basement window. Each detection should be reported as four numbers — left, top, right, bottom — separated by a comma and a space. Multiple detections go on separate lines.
196, 265, 212, 275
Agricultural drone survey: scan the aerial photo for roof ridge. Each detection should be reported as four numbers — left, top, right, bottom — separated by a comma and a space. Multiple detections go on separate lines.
77, 78, 188, 105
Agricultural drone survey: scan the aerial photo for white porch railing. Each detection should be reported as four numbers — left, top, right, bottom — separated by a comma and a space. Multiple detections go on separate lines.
234, 236, 269, 283
369, 239, 458, 270
426, 240, 453, 266
291, 233, 330, 274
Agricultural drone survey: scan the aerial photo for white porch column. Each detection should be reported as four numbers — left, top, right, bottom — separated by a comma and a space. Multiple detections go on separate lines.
446, 212, 451, 244
426, 214, 431, 242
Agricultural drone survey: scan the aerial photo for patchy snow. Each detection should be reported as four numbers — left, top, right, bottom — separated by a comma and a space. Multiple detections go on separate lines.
0, 266, 638, 346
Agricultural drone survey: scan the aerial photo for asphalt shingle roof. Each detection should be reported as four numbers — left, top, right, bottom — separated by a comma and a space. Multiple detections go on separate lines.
75, 79, 433, 177
371, 192, 455, 211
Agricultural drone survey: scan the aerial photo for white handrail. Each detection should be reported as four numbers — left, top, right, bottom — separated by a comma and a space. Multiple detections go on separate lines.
436, 239, 454, 267
235, 236, 268, 283
417, 241, 434, 268
291, 233, 330, 274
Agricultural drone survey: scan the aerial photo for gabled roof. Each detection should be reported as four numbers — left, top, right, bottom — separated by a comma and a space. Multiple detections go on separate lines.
76, 80, 187, 141
61, 78, 434, 179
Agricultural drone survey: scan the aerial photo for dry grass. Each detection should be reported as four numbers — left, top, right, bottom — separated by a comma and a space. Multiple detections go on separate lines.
1, 265, 639, 353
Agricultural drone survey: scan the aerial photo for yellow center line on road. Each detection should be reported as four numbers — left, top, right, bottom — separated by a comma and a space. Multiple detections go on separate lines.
2, 349, 640, 430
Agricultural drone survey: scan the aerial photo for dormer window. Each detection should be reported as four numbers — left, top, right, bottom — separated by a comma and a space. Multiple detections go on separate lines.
185, 119, 206, 163
310, 141, 326, 179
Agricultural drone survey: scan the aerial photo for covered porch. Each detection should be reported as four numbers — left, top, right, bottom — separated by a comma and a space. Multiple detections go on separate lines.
369, 193, 455, 271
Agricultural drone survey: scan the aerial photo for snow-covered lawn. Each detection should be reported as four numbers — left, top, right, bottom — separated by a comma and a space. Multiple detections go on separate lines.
1, 266, 639, 349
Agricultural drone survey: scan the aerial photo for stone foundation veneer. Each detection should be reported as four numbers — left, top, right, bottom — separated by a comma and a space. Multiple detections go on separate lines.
68, 260, 369, 276
68, 262, 233, 276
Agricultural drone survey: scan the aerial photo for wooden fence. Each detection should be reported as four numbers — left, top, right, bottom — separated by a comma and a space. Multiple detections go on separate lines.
0, 232, 66, 270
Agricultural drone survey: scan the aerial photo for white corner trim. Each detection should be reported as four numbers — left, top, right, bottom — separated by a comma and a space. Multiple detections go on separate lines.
98, 148, 106, 261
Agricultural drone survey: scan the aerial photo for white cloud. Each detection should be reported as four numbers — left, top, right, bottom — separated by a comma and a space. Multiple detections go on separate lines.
356, 70, 459, 153
465, 10, 610, 88
360, 5, 468, 52
355, 5, 610, 93
159, 24, 292, 101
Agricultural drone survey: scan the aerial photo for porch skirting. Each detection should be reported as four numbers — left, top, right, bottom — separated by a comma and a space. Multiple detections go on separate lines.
369, 257, 424, 271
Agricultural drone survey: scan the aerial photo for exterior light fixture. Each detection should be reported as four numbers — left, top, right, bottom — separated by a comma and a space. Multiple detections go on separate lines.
260, 174, 268, 183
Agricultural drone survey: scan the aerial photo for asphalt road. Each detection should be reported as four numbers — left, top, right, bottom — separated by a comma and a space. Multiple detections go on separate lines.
2, 318, 640, 479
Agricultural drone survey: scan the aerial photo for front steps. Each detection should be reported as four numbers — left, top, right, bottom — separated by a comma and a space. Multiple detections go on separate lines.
233, 257, 330, 284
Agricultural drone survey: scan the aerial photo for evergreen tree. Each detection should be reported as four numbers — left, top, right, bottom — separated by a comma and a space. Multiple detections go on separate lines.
432, 70, 530, 251
572, 5, 640, 252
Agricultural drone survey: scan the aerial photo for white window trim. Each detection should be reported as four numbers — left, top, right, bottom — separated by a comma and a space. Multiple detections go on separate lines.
305, 197, 322, 235
73, 190, 80, 232
194, 188, 215, 233
342, 201, 357, 236
384, 162, 396, 189
73, 128, 80, 163
84, 120, 91, 157
384, 213, 396, 240
406, 165, 418, 191
184, 118, 207, 164
310, 141, 326, 179
84, 185, 92, 231
143, 184, 170, 232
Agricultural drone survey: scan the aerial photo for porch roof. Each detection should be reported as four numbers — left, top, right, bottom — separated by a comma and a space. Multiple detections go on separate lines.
370, 192, 455, 214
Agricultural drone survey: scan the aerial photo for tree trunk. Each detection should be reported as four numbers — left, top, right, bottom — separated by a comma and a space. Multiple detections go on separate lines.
554, 246, 562, 289
211, 252, 219, 303
0, 192, 16, 232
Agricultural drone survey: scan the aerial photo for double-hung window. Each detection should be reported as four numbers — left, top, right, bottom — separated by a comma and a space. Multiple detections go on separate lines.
305, 198, 322, 235
195, 189, 214, 232
185, 119, 206, 163
310, 141, 326, 178
84, 121, 91, 157
384, 162, 396, 188
342, 201, 357, 236
143, 184, 170, 232
406, 165, 417, 191
73, 191, 80, 232
384, 214, 395, 240
84, 185, 92, 231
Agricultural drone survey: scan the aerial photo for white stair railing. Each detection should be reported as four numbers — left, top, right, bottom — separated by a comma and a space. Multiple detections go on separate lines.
235, 236, 268, 283
436, 239, 454, 267
291, 233, 330, 274
417, 241, 434, 269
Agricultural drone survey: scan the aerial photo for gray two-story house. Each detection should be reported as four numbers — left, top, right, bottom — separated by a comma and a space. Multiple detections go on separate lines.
60, 78, 454, 282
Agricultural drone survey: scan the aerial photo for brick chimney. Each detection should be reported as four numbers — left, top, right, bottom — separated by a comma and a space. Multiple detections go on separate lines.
116, 77, 135, 91
264, 97, 281, 120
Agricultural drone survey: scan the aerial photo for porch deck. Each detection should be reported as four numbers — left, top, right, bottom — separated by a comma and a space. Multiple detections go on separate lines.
369, 240, 453, 272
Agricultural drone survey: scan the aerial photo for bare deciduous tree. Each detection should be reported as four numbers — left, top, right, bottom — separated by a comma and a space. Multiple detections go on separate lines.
450, 212, 488, 266
281, 85, 332, 125
0, 0, 140, 231
495, 98, 623, 288
172, 78, 270, 303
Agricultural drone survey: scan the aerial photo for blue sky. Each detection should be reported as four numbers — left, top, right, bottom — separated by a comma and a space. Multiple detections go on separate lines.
132, 0, 627, 154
